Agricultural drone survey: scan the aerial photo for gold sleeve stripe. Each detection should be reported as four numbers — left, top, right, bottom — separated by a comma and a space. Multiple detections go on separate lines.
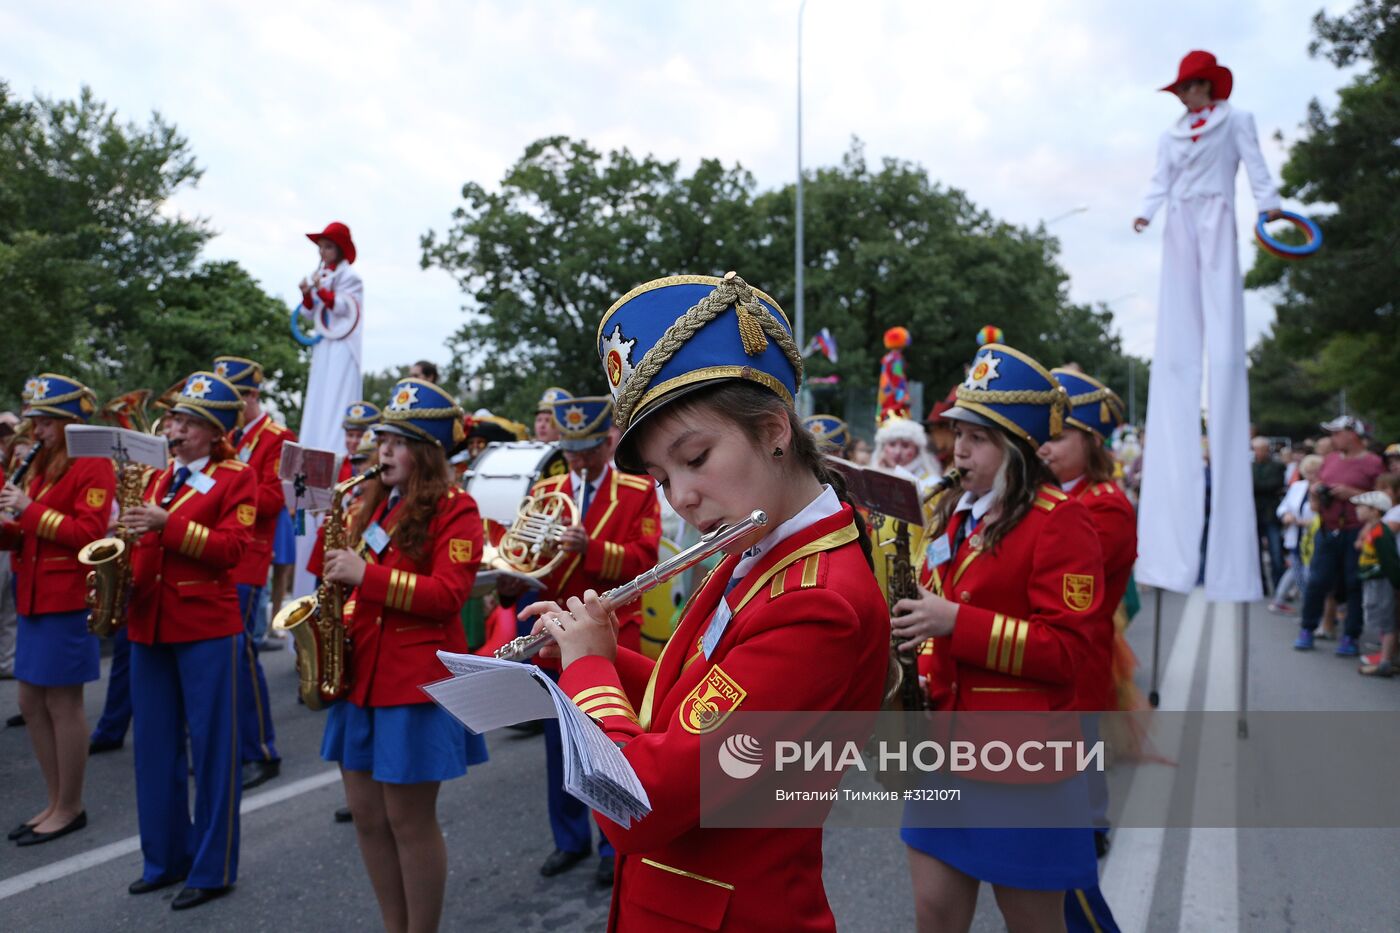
603, 542, 623, 579
386, 569, 403, 610
997, 618, 1017, 672
577, 695, 636, 716
986, 614, 1005, 669
180, 520, 197, 556
190, 523, 210, 559
39, 508, 65, 540
572, 685, 630, 705
584, 705, 639, 723
1011, 619, 1030, 677
400, 571, 417, 612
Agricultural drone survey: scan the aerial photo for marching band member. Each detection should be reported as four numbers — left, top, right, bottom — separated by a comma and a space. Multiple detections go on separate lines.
123, 372, 255, 909
526, 272, 888, 931
528, 393, 661, 886
338, 401, 381, 484
534, 387, 570, 443
215, 356, 295, 790
319, 378, 487, 933
1, 374, 112, 846
1041, 367, 1136, 933
802, 414, 852, 455
1133, 51, 1282, 603
893, 344, 1104, 933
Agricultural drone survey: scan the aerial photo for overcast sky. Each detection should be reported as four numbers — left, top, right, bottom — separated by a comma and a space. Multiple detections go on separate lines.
3, 0, 1354, 378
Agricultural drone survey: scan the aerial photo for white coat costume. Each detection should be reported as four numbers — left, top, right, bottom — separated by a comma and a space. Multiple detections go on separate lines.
1135, 101, 1280, 602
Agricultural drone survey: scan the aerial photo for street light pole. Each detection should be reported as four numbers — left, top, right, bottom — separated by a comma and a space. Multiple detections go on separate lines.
795, 0, 809, 415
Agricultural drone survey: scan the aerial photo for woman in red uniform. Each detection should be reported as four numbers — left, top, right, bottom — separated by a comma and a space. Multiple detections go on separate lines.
892, 344, 1105, 933
525, 273, 889, 932
319, 378, 486, 933
1, 374, 112, 846
123, 371, 256, 910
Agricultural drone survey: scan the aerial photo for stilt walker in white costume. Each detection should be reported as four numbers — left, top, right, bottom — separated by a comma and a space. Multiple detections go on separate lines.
292, 222, 364, 595
1133, 51, 1283, 602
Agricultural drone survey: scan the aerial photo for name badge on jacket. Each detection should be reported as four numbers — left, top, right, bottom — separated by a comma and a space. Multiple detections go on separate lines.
188, 472, 215, 494
925, 534, 951, 569
363, 522, 390, 555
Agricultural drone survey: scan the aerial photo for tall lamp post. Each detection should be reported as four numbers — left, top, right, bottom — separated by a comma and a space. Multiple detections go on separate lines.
795, 0, 810, 415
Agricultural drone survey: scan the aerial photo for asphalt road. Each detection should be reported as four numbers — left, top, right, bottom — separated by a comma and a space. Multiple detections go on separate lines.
2, 588, 1398, 931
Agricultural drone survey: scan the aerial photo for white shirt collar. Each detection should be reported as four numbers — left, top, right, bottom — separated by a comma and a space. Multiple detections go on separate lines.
242, 412, 267, 435
571, 465, 606, 496
734, 484, 841, 579
953, 488, 999, 523
177, 455, 210, 473
1061, 475, 1085, 493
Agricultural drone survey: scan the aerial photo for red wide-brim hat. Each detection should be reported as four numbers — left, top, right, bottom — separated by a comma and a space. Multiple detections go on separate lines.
1160, 50, 1232, 100
306, 221, 357, 264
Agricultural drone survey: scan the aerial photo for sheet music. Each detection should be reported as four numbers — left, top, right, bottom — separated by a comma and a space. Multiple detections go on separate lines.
64, 425, 168, 469
278, 442, 339, 512
470, 567, 550, 598
428, 651, 651, 826
825, 456, 924, 525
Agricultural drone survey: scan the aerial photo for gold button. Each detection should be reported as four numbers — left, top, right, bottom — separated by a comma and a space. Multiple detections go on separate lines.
155, 574, 162, 582
960, 591, 971, 602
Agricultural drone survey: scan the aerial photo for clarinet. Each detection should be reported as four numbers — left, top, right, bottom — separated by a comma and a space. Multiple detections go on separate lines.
3, 440, 42, 520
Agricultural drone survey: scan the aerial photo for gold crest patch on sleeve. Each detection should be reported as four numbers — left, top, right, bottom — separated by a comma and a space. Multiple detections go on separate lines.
237, 504, 256, 526
1062, 573, 1094, 612
85, 487, 108, 508
640, 517, 657, 537
678, 665, 747, 735
449, 539, 474, 563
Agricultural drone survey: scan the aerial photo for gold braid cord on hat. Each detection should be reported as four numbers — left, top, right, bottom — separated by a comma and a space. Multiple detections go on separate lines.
24, 384, 97, 415
1066, 387, 1125, 424
381, 404, 465, 445
956, 386, 1069, 437
614, 272, 804, 430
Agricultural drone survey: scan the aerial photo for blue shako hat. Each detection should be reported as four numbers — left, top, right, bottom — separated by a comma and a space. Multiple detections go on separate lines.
212, 356, 263, 393
171, 371, 246, 433
21, 373, 97, 421
550, 395, 614, 451
1051, 368, 1126, 441
944, 344, 1068, 448
536, 386, 573, 414
377, 379, 465, 449
343, 401, 381, 430
804, 414, 851, 452
598, 272, 803, 471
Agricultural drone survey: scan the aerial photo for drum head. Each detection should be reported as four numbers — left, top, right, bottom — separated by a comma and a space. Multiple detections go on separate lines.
463, 441, 567, 526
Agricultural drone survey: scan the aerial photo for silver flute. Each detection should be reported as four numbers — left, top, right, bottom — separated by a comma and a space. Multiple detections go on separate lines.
494, 509, 769, 662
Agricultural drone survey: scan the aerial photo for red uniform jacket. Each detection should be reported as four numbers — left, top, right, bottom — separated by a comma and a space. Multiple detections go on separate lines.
557, 504, 888, 933
1, 458, 116, 616
1068, 480, 1137, 711
531, 466, 661, 648
917, 485, 1103, 712
230, 414, 296, 586
127, 458, 256, 645
344, 487, 483, 707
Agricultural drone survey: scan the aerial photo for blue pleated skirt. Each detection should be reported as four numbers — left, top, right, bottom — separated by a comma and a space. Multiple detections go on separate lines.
321, 700, 488, 784
14, 610, 100, 687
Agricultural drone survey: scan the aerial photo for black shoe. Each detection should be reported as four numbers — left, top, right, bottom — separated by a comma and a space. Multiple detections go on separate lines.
171, 885, 232, 910
129, 875, 185, 895
7, 822, 36, 841
5, 714, 24, 728
1094, 830, 1111, 859
241, 759, 281, 790
334, 806, 354, 824
595, 855, 615, 887
16, 811, 87, 846
89, 737, 124, 754
539, 848, 589, 877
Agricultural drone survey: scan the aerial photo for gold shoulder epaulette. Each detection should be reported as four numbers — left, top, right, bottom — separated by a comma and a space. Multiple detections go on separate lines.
1093, 482, 1116, 497
614, 473, 653, 492
1040, 485, 1069, 501
215, 459, 249, 472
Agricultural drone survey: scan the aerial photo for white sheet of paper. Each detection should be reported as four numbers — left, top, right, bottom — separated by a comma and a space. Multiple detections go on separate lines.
420, 668, 557, 732
64, 425, 168, 470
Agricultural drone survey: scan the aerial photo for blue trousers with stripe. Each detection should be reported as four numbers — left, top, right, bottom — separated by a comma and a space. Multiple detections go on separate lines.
131, 635, 241, 888
90, 625, 132, 744
236, 584, 279, 764
1066, 884, 1120, 932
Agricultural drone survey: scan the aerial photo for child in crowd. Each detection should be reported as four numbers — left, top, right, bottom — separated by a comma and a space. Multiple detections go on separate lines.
1271, 454, 1322, 614
1354, 490, 1400, 677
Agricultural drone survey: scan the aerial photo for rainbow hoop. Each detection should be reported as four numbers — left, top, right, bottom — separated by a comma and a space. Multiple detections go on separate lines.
1255, 211, 1322, 260
290, 307, 323, 347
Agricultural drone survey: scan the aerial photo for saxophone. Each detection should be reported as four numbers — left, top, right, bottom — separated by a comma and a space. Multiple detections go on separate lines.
79, 463, 149, 637
273, 465, 382, 710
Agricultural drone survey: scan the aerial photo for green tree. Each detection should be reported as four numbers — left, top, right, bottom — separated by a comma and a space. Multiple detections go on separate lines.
0, 83, 306, 420
1246, 0, 1400, 437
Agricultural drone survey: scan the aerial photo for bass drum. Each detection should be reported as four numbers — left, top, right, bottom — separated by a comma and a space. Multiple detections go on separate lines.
461, 441, 568, 527
638, 537, 684, 659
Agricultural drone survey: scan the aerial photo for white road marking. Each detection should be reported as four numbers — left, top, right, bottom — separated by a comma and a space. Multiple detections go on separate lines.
1100, 587, 1207, 933
0, 767, 342, 901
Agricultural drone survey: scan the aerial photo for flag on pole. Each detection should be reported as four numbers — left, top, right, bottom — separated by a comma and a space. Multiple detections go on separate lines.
803, 327, 838, 363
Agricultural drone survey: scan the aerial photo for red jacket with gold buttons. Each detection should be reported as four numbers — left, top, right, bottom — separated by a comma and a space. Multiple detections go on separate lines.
0, 458, 116, 616
1067, 479, 1136, 711
916, 484, 1103, 712
344, 487, 483, 707
230, 414, 296, 586
127, 458, 256, 645
556, 504, 887, 933
530, 465, 661, 649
